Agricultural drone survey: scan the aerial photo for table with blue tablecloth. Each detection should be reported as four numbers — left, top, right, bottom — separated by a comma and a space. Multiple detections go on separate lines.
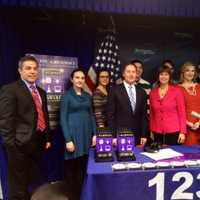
81, 145, 200, 200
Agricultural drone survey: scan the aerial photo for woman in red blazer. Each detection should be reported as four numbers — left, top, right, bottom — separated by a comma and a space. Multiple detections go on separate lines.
149, 65, 186, 145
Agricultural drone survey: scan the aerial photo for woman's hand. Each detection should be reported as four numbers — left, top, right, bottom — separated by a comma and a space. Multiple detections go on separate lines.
66, 141, 75, 152
91, 135, 96, 147
113, 138, 117, 146
186, 121, 193, 128
45, 142, 51, 149
192, 121, 200, 130
140, 137, 147, 146
177, 133, 185, 144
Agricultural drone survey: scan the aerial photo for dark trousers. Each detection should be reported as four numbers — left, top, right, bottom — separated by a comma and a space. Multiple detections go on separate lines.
65, 155, 88, 200
6, 134, 45, 200
153, 132, 179, 145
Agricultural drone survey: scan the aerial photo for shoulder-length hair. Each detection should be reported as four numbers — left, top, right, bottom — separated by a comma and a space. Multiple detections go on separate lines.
179, 62, 197, 84
156, 65, 173, 86
95, 68, 111, 87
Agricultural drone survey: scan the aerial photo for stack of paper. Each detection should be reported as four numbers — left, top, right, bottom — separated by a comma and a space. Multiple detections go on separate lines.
141, 148, 183, 161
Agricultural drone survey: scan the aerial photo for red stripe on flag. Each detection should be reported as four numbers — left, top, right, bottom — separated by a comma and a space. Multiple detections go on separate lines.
85, 76, 95, 92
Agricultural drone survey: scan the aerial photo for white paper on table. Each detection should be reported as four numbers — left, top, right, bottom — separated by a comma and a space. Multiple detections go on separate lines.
141, 148, 183, 161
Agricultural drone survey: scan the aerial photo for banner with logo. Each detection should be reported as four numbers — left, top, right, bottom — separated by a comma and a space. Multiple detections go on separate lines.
28, 54, 78, 129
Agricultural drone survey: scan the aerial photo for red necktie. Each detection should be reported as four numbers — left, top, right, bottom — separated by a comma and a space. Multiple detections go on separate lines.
31, 85, 46, 131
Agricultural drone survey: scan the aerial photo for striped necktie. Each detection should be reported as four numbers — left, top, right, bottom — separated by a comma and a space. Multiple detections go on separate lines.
30, 85, 46, 131
129, 86, 136, 112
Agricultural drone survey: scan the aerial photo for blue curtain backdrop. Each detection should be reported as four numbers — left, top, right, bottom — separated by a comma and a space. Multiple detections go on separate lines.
0, 16, 23, 86
0, 9, 97, 200
0, 0, 200, 17
0, 14, 96, 86
0, 4, 200, 200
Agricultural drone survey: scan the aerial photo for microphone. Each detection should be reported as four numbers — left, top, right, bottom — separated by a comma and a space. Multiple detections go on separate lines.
191, 111, 200, 120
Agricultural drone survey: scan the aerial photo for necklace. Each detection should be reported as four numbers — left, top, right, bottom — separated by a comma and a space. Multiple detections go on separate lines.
184, 84, 197, 96
159, 86, 168, 98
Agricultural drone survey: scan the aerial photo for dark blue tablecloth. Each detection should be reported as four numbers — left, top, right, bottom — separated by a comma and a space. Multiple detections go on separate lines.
81, 146, 200, 200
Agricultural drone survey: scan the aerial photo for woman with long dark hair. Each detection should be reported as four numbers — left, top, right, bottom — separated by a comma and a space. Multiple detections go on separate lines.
60, 68, 96, 199
92, 69, 110, 128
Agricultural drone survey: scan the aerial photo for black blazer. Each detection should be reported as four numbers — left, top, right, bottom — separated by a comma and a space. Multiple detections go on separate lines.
106, 83, 148, 144
0, 80, 49, 146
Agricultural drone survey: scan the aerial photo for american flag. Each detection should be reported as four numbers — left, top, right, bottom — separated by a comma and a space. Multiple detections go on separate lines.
85, 32, 121, 94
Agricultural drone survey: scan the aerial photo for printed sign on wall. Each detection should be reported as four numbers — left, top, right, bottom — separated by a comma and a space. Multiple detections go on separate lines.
28, 54, 78, 129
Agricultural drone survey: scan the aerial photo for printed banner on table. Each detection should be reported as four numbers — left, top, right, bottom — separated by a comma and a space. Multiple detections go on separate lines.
27, 54, 78, 129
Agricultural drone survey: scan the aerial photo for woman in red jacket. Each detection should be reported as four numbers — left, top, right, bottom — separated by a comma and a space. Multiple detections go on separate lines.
149, 65, 186, 145
179, 62, 200, 145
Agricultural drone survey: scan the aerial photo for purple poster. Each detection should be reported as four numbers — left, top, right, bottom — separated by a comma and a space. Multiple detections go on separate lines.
27, 54, 78, 129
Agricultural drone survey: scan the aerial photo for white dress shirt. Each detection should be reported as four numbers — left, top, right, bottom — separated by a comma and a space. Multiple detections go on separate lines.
123, 81, 136, 103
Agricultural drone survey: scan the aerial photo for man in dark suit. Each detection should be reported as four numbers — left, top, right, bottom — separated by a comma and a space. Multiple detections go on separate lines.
0, 55, 51, 200
107, 63, 148, 145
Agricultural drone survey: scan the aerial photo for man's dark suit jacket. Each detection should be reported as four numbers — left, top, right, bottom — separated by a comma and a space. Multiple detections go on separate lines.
107, 83, 148, 145
0, 80, 49, 146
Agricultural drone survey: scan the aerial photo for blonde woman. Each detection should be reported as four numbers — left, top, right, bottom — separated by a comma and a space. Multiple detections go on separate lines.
179, 62, 200, 145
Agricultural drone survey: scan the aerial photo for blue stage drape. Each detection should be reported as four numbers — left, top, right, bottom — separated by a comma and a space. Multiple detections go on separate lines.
0, 2, 200, 199
0, 16, 23, 86
0, 13, 97, 200
0, 15, 96, 85
0, 0, 200, 18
